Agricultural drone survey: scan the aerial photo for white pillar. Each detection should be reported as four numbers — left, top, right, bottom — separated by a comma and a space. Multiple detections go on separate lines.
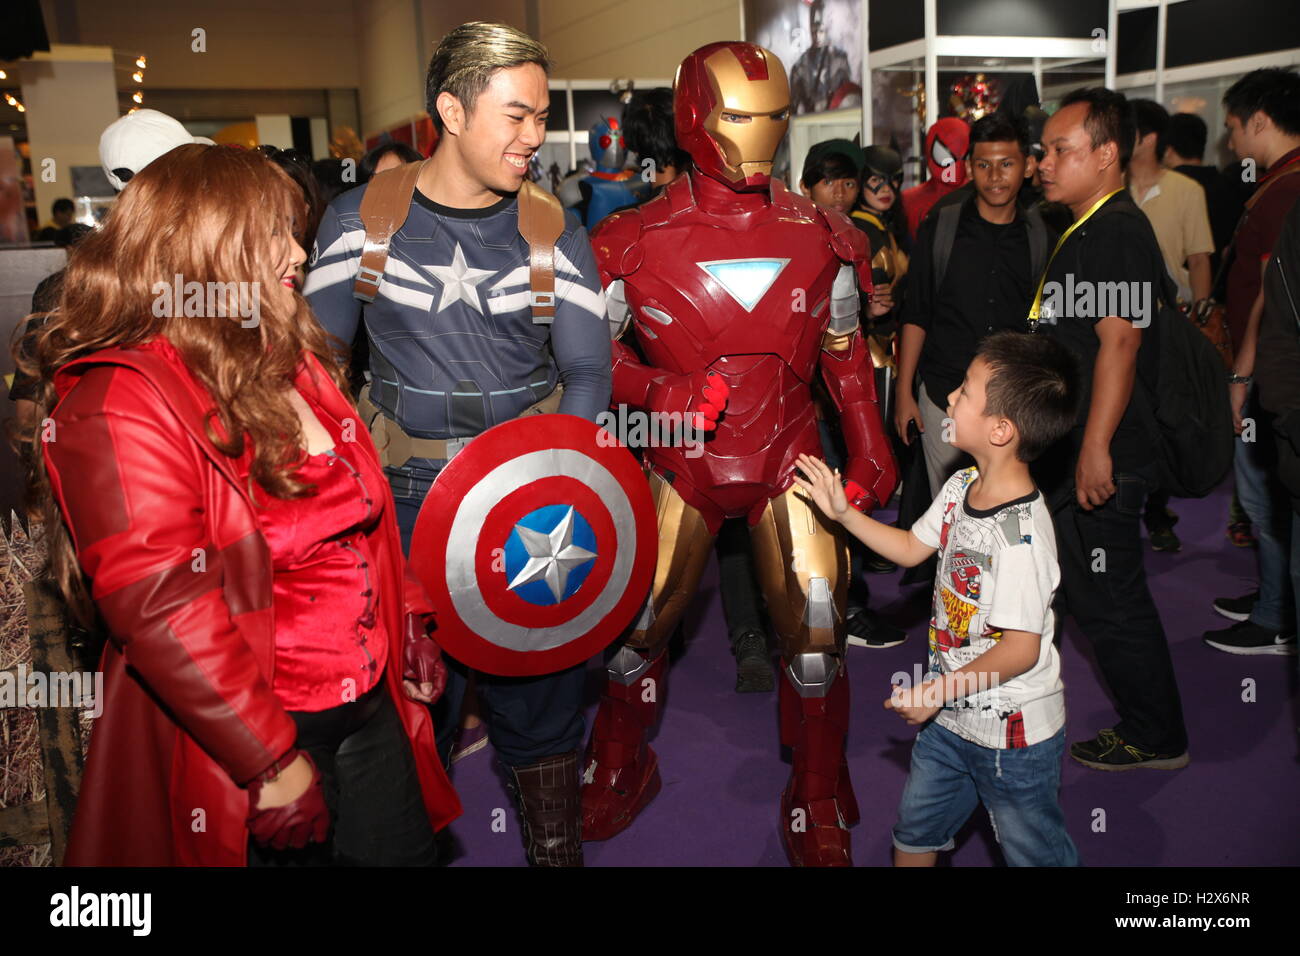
20, 45, 120, 220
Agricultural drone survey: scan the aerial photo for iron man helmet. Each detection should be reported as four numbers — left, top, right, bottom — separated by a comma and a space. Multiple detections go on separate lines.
674, 42, 790, 191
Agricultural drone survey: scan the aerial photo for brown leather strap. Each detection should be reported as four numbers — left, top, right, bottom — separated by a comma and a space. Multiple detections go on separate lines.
354, 159, 427, 302
517, 180, 566, 322
357, 385, 563, 468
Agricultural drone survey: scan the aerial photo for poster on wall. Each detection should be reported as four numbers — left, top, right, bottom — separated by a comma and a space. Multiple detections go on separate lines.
745, 0, 862, 115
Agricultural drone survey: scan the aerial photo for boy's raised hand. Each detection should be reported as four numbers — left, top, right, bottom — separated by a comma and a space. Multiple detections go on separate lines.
794, 453, 849, 521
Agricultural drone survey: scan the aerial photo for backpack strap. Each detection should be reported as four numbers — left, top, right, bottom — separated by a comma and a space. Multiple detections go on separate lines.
354, 159, 427, 303
1091, 200, 1181, 310
353, 163, 564, 320
932, 199, 962, 292
517, 179, 566, 323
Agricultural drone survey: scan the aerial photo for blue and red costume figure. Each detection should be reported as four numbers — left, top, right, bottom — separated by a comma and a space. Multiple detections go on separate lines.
582, 41, 897, 866
570, 116, 651, 229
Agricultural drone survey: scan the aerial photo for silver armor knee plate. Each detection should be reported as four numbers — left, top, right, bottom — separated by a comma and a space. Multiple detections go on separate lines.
607, 644, 655, 686
785, 652, 839, 698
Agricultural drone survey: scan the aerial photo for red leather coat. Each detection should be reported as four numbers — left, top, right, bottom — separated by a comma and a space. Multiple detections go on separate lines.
44, 336, 461, 866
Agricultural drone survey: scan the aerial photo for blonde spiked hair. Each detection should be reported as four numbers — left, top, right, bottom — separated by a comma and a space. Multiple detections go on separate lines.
425, 21, 552, 131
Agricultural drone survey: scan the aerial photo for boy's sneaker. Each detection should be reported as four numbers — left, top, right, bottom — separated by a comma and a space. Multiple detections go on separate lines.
1212, 592, 1258, 622
1069, 729, 1189, 771
845, 608, 907, 649
1202, 620, 1297, 656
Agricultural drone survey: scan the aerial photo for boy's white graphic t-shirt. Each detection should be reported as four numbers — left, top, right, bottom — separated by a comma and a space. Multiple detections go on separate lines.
910, 467, 1066, 749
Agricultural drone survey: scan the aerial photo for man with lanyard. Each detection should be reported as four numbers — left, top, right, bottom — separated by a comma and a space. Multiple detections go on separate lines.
1204, 68, 1300, 657
305, 21, 611, 866
1032, 87, 1189, 772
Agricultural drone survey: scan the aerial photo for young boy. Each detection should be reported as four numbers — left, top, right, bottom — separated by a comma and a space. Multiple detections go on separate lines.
795, 331, 1081, 866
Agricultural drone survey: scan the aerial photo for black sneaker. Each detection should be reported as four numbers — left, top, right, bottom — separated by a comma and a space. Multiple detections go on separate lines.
1070, 729, 1189, 771
1212, 592, 1258, 622
1144, 508, 1181, 551
1148, 524, 1181, 552
733, 630, 774, 693
845, 608, 907, 649
1202, 620, 1297, 656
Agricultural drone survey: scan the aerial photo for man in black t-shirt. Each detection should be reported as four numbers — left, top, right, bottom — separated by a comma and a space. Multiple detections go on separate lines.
897, 112, 1048, 497
1034, 88, 1189, 772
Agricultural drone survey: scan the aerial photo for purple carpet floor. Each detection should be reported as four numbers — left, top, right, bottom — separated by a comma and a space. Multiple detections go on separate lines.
443, 480, 1300, 866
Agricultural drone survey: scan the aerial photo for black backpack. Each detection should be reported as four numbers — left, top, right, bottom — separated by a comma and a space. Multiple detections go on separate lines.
1090, 203, 1234, 498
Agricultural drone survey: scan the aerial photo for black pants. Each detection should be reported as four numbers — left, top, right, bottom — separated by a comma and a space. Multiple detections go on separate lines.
394, 494, 587, 769
716, 516, 767, 651
1051, 470, 1189, 755
247, 679, 438, 867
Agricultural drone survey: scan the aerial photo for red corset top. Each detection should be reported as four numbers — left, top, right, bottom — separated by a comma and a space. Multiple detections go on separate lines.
256, 390, 389, 712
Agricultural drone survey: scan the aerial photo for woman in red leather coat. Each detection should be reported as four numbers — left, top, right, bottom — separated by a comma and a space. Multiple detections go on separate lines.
19, 144, 461, 866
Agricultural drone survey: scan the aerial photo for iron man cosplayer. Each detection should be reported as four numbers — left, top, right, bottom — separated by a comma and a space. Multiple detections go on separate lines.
583, 41, 898, 866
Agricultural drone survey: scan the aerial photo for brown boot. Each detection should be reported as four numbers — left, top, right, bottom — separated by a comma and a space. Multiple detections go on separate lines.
507, 749, 584, 867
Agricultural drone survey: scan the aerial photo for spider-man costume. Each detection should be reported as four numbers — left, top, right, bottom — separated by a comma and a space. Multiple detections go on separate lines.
582, 41, 897, 866
902, 116, 971, 239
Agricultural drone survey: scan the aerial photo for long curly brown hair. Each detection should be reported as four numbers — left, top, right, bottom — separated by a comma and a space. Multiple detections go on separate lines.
16, 143, 350, 627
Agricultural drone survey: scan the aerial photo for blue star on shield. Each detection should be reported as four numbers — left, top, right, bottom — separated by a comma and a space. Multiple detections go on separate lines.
504, 505, 598, 606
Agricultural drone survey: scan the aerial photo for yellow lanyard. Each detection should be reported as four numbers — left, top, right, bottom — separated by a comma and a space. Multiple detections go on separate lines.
1027, 188, 1124, 329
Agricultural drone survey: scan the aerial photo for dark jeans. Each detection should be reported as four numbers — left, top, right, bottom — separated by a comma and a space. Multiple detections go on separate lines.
1051, 469, 1189, 755
248, 679, 437, 867
394, 494, 587, 769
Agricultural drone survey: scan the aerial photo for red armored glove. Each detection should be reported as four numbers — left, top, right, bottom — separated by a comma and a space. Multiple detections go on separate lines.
246, 749, 331, 851
403, 611, 447, 704
610, 340, 732, 433
647, 369, 730, 432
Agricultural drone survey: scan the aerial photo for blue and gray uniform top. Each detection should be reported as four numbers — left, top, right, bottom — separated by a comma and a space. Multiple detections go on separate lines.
305, 186, 612, 500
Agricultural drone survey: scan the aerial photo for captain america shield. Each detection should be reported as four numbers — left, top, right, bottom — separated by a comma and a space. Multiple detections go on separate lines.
409, 414, 657, 677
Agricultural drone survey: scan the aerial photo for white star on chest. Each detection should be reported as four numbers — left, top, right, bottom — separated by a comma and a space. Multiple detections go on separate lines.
429, 242, 495, 314
506, 507, 597, 603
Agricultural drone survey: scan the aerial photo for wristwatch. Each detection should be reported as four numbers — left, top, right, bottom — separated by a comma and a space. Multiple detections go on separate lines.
1228, 373, 1253, 385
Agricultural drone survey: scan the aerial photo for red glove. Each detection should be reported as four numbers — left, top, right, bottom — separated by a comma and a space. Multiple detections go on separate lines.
647, 370, 731, 432
842, 456, 893, 515
404, 612, 447, 703
246, 750, 330, 851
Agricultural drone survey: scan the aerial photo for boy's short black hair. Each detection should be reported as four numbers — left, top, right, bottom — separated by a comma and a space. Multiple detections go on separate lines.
1164, 112, 1207, 162
976, 331, 1081, 462
800, 151, 859, 189
969, 112, 1026, 155
1059, 86, 1137, 171
51, 197, 74, 216
1223, 67, 1300, 136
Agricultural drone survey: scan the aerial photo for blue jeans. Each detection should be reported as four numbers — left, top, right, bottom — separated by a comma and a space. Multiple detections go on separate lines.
893, 722, 1079, 867
1234, 389, 1294, 632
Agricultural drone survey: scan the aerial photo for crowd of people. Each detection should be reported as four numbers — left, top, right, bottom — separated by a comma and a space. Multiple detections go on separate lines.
8, 19, 1300, 868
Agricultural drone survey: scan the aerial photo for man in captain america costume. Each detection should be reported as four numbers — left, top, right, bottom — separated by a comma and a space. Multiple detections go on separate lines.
304, 21, 610, 867
582, 40, 898, 866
